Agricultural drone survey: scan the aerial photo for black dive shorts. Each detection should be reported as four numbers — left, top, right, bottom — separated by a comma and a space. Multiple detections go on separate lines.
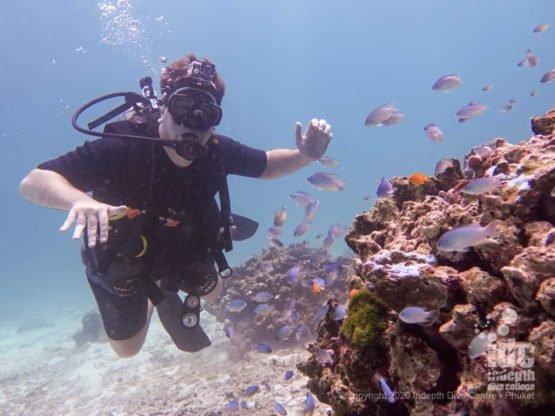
86, 257, 219, 341
87, 267, 148, 341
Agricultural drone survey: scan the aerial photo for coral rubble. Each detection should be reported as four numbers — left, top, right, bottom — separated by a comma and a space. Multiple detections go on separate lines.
298, 111, 555, 415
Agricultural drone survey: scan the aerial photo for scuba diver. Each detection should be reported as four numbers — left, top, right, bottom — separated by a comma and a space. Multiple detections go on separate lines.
19, 53, 332, 358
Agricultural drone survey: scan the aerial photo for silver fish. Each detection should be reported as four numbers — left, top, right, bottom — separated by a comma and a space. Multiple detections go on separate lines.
294, 222, 311, 237
424, 123, 445, 142
500, 104, 513, 113
437, 221, 498, 252
365, 103, 398, 127
540, 68, 555, 83
468, 330, 494, 359
254, 303, 271, 314
375, 374, 396, 403
333, 304, 347, 320
268, 225, 283, 236
276, 325, 295, 341
322, 235, 334, 251
517, 49, 538, 67
252, 291, 273, 303
304, 200, 320, 223
456, 101, 487, 122
533, 23, 549, 33
274, 206, 287, 226
399, 306, 437, 325
461, 177, 504, 195
382, 111, 405, 127
289, 191, 317, 207
327, 224, 345, 238
269, 237, 284, 248
226, 299, 247, 312
306, 172, 345, 192
287, 265, 303, 284
317, 156, 339, 168
432, 74, 462, 92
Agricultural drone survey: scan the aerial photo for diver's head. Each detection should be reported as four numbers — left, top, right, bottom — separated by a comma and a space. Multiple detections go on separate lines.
160, 53, 225, 106
159, 54, 225, 161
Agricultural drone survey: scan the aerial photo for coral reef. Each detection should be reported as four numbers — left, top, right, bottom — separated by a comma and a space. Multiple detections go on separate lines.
72, 310, 106, 347
205, 242, 353, 359
298, 111, 555, 415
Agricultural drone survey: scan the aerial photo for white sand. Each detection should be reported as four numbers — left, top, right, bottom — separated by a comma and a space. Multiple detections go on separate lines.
0, 307, 331, 415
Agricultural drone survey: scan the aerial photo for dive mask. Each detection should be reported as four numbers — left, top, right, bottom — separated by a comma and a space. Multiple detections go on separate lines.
168, 87, 222, 131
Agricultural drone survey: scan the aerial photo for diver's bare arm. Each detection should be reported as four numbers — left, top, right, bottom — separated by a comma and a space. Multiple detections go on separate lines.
259, 149, 313, 179
19, 168, 127, 244
19, 168, 93, 210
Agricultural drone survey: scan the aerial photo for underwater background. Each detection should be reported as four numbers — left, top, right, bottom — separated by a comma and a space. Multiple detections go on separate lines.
0, 1, 554, 410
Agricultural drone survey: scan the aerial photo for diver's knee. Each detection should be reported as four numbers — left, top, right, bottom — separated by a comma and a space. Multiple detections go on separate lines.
109, 338, 144, 358
113, 347, 141, 359
108, 322, 150, 358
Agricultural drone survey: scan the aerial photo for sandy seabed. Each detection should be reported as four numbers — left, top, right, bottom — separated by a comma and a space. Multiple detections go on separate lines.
0, 307, 330, 416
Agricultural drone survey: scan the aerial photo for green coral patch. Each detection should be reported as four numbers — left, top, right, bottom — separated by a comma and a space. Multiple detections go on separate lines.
341, 289, 388, 349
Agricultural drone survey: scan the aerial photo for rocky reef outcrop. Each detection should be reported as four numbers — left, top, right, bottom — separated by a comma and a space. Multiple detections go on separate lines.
71, 310, 106, 347
206, 242, 353, 359
298, 111, 555, 415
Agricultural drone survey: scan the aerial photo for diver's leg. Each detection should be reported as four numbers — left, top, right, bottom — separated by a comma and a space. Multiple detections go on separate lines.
156, 258, 224, 352
156, 287, 212, 352
108, 300, 154, 358
87, 274, 152, 358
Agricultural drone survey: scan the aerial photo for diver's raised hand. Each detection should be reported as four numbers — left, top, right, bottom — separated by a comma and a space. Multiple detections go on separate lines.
295, 119, 333, 161
59, 200, 128, 247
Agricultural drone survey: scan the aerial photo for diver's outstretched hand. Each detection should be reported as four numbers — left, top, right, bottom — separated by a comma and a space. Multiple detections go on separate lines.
59, 200, 128, 247
295, 119, 333, 161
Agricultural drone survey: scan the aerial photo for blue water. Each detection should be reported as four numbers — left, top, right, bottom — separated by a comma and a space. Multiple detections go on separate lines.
1, 0, 554, 320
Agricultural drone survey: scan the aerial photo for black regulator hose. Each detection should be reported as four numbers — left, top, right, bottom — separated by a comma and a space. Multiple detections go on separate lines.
71, 91, 176, 147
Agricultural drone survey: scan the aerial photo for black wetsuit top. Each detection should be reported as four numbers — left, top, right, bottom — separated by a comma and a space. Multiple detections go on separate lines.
38, 118, 267, 281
